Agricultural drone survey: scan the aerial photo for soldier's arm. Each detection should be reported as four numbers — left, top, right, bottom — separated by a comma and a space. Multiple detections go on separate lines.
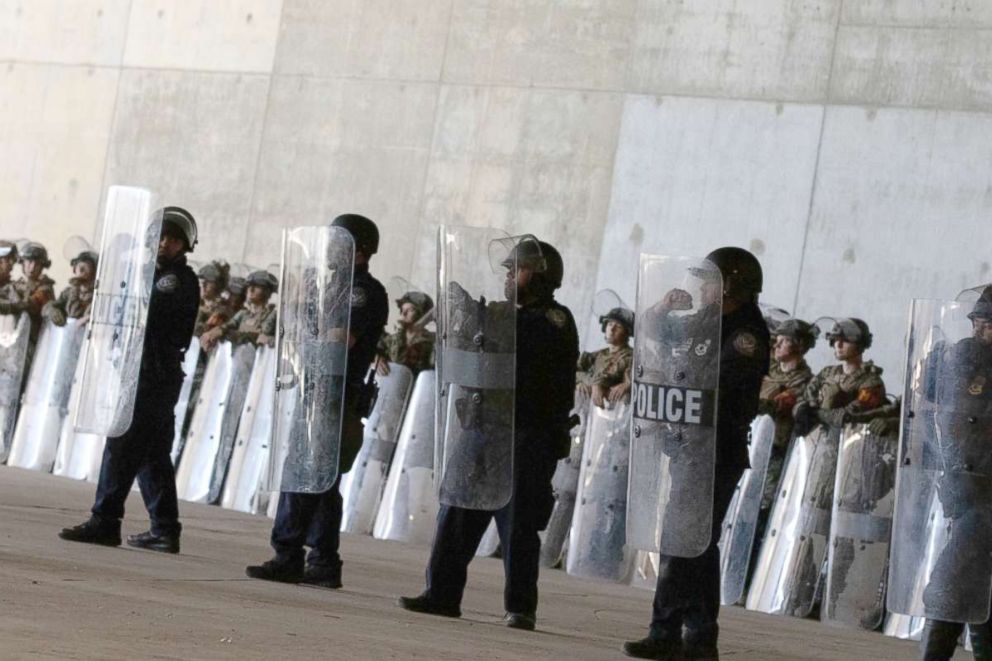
222, 311, 255, 345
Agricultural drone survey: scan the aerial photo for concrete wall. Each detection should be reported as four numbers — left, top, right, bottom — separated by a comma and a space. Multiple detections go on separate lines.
3, 0, 992, 383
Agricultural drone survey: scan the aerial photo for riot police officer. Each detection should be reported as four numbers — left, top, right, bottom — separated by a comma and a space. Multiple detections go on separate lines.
246, 213, 388, 589
59, 207, 200, 553
398, 238, 579, 631
918, 286, 992, 660
624, 247, 770, 660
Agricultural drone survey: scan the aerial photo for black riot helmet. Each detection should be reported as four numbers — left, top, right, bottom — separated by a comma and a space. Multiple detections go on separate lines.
161, 206, 197, 252
599, 307, 634, 336
397, 291, 433, 318
534, 241, 564, 291
773, 318, 818, 353
826, 318, 873, 351
968, 286, 992, 322
705, 246, 763, 302
331, 214, 379, 257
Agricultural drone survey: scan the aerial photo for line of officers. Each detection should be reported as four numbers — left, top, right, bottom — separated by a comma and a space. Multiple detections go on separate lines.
1, 208, 983, 661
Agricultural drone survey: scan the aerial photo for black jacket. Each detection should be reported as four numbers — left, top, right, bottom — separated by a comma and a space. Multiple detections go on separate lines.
141, 254, 199, 384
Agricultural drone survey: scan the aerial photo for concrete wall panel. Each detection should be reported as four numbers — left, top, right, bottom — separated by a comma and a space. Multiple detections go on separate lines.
123, 0, 283, 73
0, 63, 119, 285
841, 1, 992, 28
795, 106, 992, 382
246, 77, 437, 275
0, 0, 130, 66
102, 70, 270, 262
627, 0, 840, 102
443, 0, 637, 90
831, 26, 992, 111
411, 85, 623, 322
591, 94, 824, 345
274, 0, 451, 80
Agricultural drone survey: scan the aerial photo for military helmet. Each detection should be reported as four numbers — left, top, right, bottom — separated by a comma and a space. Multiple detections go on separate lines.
397, 291, 433, 317
19, 241, 51, 268
773, 318, 818, 353
599, 307, 634, 336
197, 261, 230, 290
160, 206, 198, 252
246, 270, 278, 294
0, 240, 19, 261
826, 318, 872, 350
968, 285, 992, 321
704, 246, 763, 300
70, 250, 99, 270
227, 276, 248, 297
331, 214, 379, 256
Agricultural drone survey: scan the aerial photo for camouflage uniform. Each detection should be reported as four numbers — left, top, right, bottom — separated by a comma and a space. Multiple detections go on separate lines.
378, 328, 435, 374
46, 277, 95, 320
799, 362, 886, 419
757, 359, 814, 508
194, 295, 231, 337
218, 302, 276, 346
0, 277, 23, 315
14, 275, 56, 344
576, 345, 633, 392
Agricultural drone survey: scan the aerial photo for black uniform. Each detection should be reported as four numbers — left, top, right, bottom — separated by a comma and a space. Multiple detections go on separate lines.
422, 293, 579, 617
646, 301, 770, 645
269, 262, 388, 574
921, 336, 992, 659
91, 254, 199, 536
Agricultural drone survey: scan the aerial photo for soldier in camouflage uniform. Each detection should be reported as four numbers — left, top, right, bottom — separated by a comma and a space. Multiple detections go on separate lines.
224, 274, 248, 317
756, 319, 817, 517
201, 270, 277, 349
43, 250, 97, 326
14, 242, 56, 347
0, 241, 24, 315
193, 261, 231, 337
576, 306, 634, 407
376, 290, 435, 375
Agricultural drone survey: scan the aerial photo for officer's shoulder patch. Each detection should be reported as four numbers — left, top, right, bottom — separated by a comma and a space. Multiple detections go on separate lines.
155, 274, 179, 294
351, 287, 367, 308
732, 331, 758, 357
546, 308, 568, 329
969, 375, 986, 396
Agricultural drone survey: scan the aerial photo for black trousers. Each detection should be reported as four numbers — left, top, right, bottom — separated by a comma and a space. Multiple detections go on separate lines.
649, 465, 744, 644
91, 376, 183, 536
423, 440, 558, 615
270, 476, 344, 569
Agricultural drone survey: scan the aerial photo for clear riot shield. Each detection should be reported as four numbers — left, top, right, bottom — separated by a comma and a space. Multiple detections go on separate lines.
0, 313, 33, 462
435, 226, 520, 510
207, 343, 257, 503
373, 370, 439, 544
627, 255, 721, 558
74, 187, 160, 437
8, 318, 87, 471
269, 225, 354, 495
746, 423, 840, 616
170, 337, 201, 465
888, 299, 992, 624
540, 390, 588, 568
719, 414, 777, 605
824, 422, 898, 629
567, 400, 634, 581
340, 361, 414, 534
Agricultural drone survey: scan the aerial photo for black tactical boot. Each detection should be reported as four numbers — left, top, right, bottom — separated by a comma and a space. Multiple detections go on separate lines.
683, 641, 720, 660
245, 558, 304, 584
127, 530, 180, 554
621, 636, 681, 660
504, 612, 536, 631
302, 565, 342, 589
397, 593, 461, 618
920, 620, 963, 661
58, 517, 121, 547
969, 619, 992, 661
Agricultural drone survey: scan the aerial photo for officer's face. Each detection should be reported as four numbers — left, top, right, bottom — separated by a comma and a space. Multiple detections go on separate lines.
201, 280, 220, 299
158, 234, 185, 261
604, 320, 629, 346
0, 256, 14, 278
699, 279, 721, 306
973, 318, 992, 346
22, 259, 43, 279
73, 261, 95, 281
832, 338, 861, 361
504, 266, 533, 301
399, 302, 419, 326
773, 335, 800, 362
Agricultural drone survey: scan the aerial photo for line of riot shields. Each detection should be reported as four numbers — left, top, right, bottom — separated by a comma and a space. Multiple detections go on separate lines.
4, 201, 990, 650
